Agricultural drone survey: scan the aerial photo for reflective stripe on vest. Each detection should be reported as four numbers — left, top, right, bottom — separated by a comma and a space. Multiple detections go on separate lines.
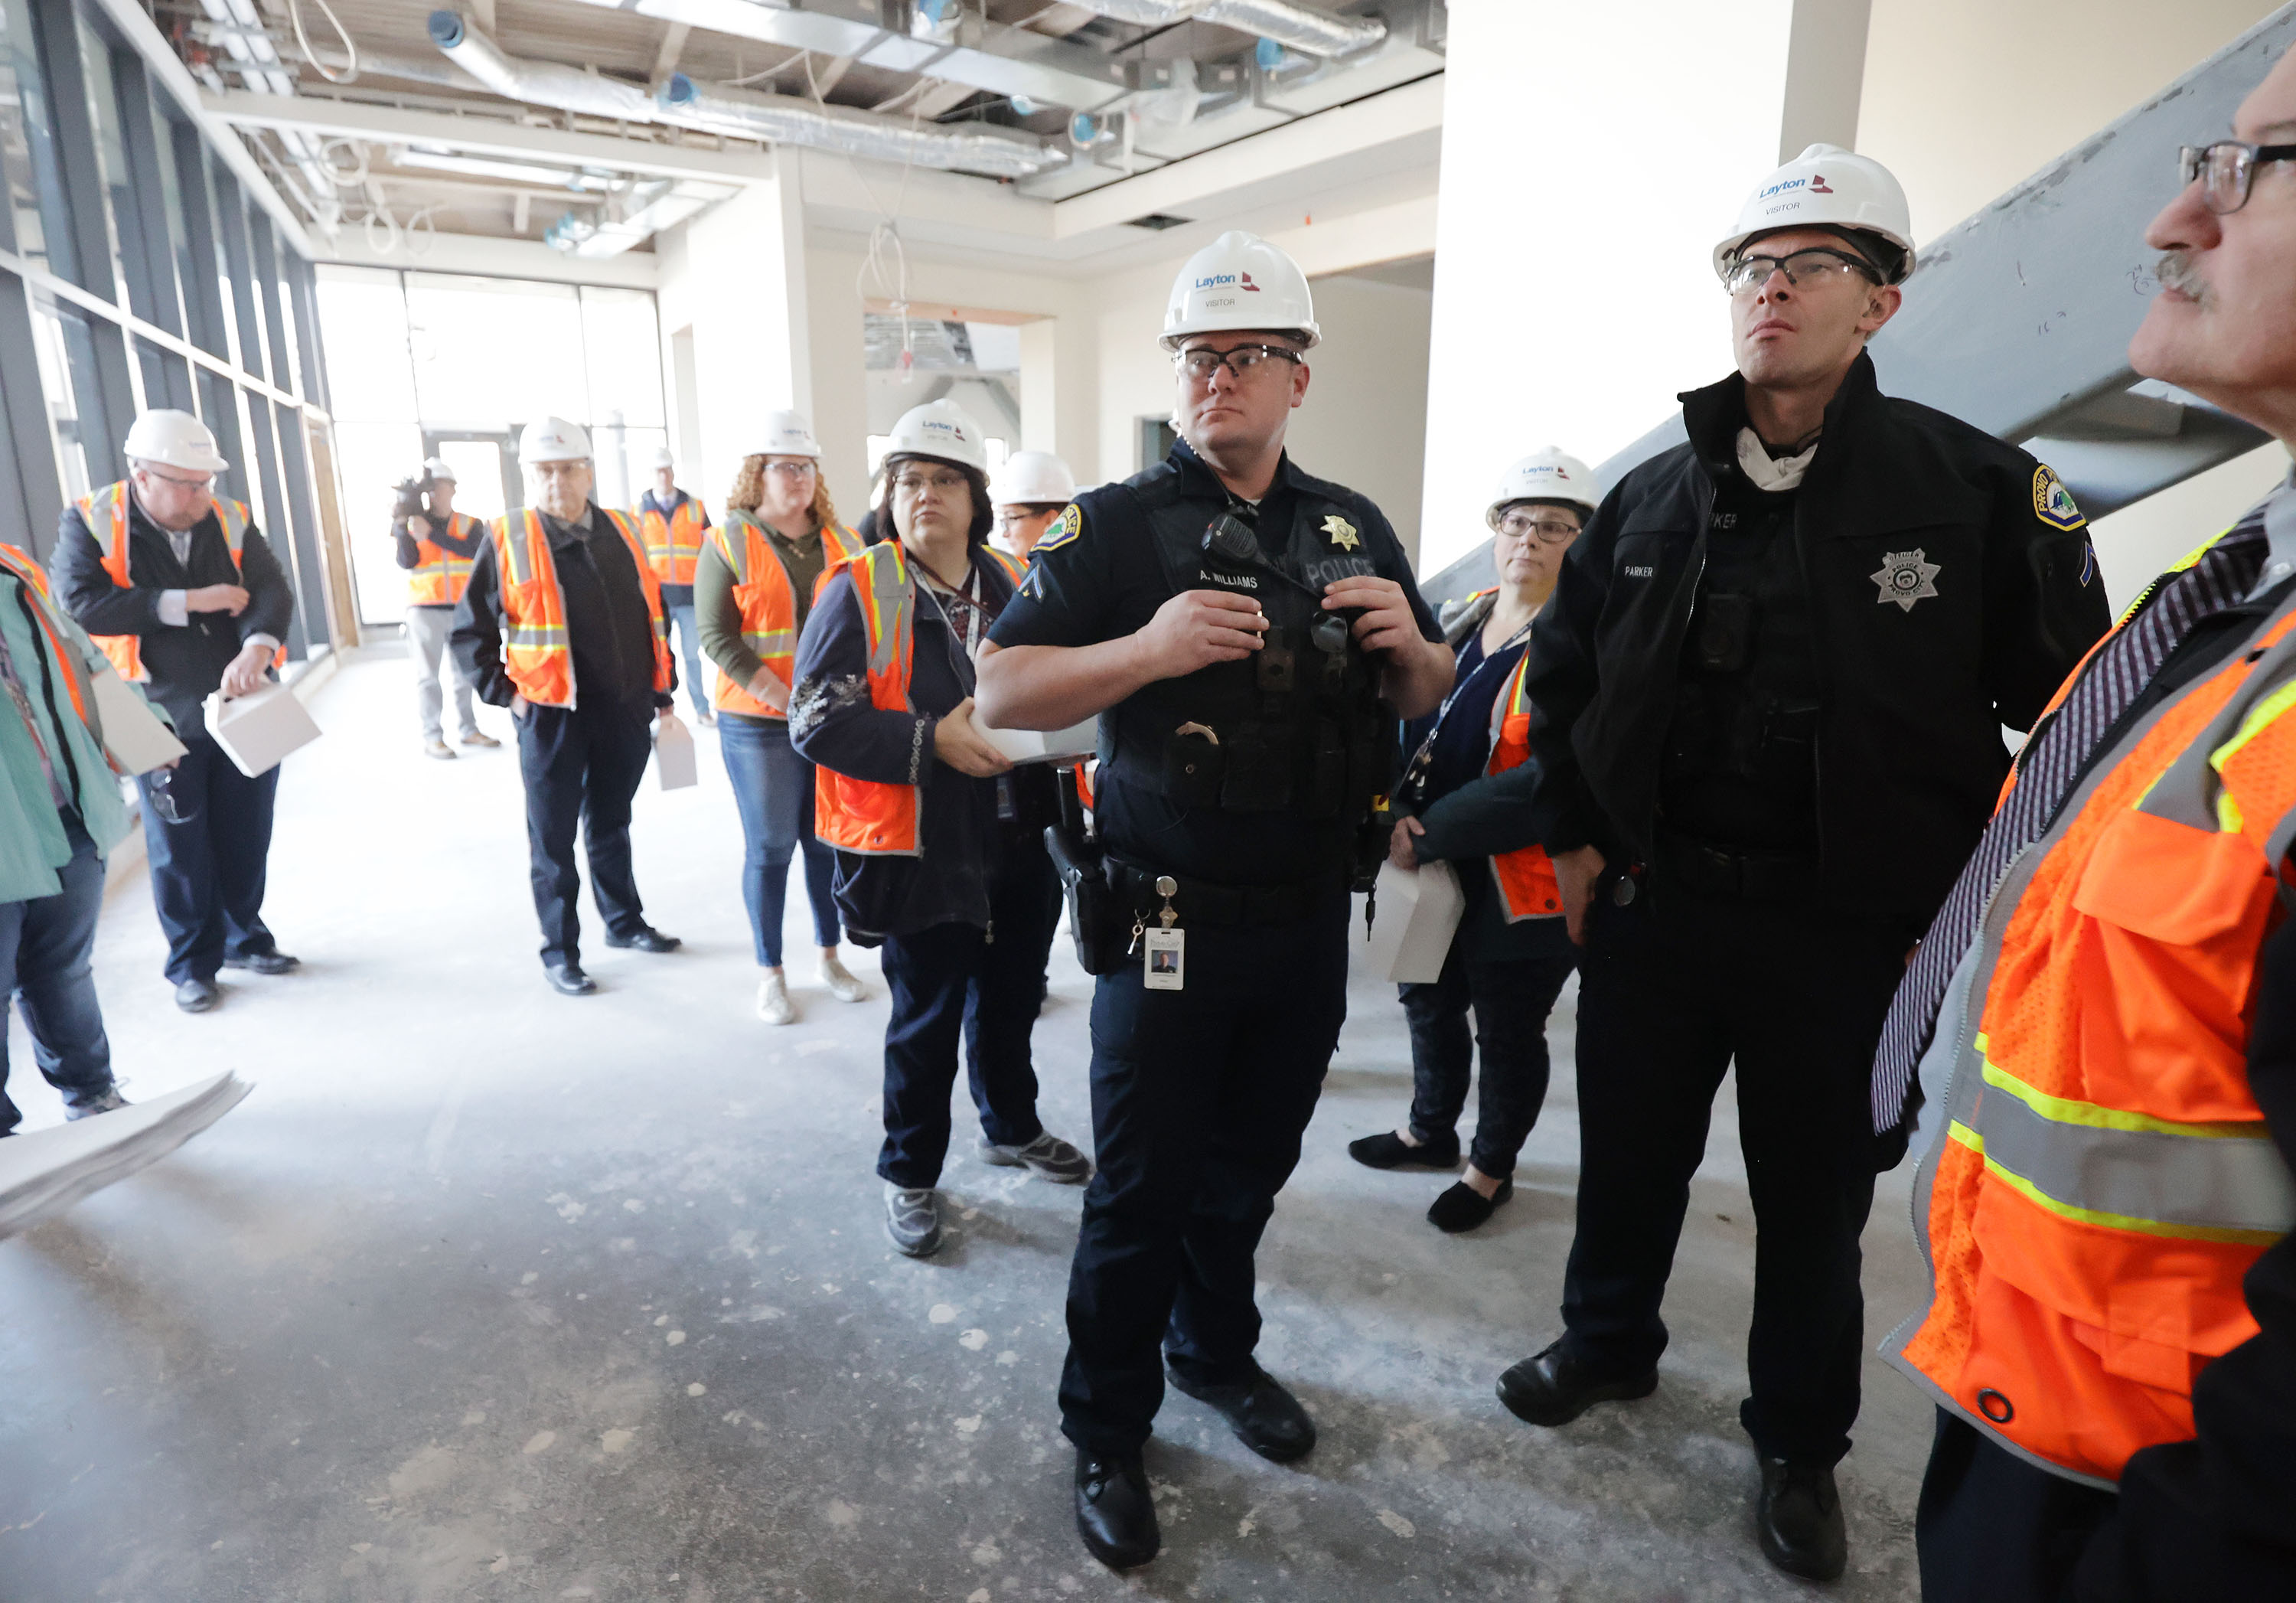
1483, 642, 1562, 921
710, 515, 861, 719
76, 482, 252, 683
408, 512, 481, 606
814, 541, 921, 857
0, 543, 93, 730
1889, 576, 2296, 1490
491, 508, 673, 710
642, 498, 709, 586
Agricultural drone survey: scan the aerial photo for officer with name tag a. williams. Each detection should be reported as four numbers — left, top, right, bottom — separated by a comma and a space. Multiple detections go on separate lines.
975, 230, 1453, 1573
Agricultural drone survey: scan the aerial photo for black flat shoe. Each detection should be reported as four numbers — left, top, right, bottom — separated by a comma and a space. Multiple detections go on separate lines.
1495, 1339, 1658, 1426
1166, 1362, 1316, 1462
1428, 1179, 1512, 1233
544, 964, 598, 996
1757, 1457, 1848, 1581
1347, 1130, 1459, 1170
174, 978, 220, 1013
222, 949, 299, 975
604, 926, 681, 954
1074, 1448, 1158, 1570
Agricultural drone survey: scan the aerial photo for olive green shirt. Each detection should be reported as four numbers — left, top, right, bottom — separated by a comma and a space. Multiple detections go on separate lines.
696, 517, 829, 694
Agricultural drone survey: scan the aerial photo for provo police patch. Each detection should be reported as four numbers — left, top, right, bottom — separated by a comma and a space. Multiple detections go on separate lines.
2033, 465, 2087, 532
1035, 502, 1084, 553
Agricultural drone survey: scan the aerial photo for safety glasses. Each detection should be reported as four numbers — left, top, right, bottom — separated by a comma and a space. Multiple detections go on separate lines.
1718, 246, 1881, 295
1172, 344, 1303, 385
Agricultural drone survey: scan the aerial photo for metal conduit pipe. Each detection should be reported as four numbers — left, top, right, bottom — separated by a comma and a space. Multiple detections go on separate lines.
657, 74, 1063, 178
1076, 0, 1386, 58
426, 11, 660, 122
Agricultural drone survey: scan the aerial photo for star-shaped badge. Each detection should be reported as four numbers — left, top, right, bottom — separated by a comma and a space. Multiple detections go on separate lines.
1322, 514, 1359, 551
1871, 548, 1941, 612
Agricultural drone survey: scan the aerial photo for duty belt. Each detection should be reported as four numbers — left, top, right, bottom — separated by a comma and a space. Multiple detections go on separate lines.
1651, 828, 1818, 905
1107, 859, 1339, 928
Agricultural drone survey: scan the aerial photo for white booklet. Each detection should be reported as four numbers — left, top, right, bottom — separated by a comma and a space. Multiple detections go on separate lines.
654, 715, 698, 790
204, 681, 322, 777
90, 664, 187, 774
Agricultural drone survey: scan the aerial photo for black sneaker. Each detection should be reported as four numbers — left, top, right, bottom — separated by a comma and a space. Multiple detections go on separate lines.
222, 949, 299, 975
1347, 1129, 1459, 1170
1495, 1338, 1658, 1426
1427, 1178, 1512, 1233
604, 926, 681, 954
1166, 1361, 1316, 1462
64, 1087, 129, 1121
1756, 1457, 1848, 1581
174, 978, 220, 1013
1073, 1448, 1158, 1570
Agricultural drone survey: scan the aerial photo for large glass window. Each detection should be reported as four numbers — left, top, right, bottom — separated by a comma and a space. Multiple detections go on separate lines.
0, 0, 47, 269
406, 273, 586, 427
73, 15, 129, 312
310, 266, 416, 422
27, 295, 87, 500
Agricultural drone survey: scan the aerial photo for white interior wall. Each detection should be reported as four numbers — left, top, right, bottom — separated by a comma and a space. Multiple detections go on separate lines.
1417, 0, 1799, 574
1289, 274, 1434, 563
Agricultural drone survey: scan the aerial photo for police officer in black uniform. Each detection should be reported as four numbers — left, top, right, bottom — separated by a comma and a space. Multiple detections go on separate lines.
1500, 146, 2115, 1582
977, 231, 1453, 1572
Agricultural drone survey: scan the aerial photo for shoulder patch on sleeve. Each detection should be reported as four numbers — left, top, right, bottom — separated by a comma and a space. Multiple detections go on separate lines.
2032, 465, 2086, 533
1034, 502, 1084, 553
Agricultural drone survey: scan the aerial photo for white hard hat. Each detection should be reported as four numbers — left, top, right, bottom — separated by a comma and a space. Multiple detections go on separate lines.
1714, 143, 1915, 285
123, 409, 228, 475
883, 400, 987, 475
1161, 230, 1319, 351
758, 409, 822, 459
519, 416, 592, 464
650, 445, 676, 471
422, 456, 456, 481
1487, 448, 1600, 525
989, 450, 1075, 508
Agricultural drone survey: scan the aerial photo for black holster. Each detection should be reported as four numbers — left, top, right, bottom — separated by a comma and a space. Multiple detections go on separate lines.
1045, 808, 1123, 975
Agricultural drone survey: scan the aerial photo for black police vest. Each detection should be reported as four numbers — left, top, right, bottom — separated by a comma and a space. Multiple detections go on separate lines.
1660, 475, 1821, 851
1098, 466, 1394, 836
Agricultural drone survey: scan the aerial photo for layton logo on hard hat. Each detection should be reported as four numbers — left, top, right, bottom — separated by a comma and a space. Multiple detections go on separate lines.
1239, 271, 1261, 292
1810, 175, 1835, 193
1870, 549, 1942, 611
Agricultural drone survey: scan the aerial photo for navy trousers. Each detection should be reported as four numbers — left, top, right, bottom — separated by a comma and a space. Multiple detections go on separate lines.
515, 697, 654, 968
876, 841, 1059, 1188
1401, 930, 1578, 1178
0, 817, 116, 1132
1559, 881, 1906, 1467
135, 734, 280, 984
1058, 893, 1350, 1456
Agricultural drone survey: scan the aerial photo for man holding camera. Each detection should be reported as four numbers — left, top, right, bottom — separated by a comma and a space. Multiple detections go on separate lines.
393, 457, 495, 759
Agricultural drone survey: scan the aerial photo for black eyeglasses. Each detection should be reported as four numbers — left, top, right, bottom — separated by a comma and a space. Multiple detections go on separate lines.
1172, 344, 1303, 384
1718, 246, 1881, 295
2178, 140, 2296, 214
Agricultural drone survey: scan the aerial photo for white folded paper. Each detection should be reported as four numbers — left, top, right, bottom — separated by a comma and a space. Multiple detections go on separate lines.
970, 711, 1099, 766
654, 714, 698, 790
90, 664, 186, 774
0, 1072, 251, 1242
1362, 857, 1465, 984
204, 681, 321, 777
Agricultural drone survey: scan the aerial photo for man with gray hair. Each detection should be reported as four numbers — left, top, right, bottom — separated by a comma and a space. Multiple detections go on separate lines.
1883, 41, 2296, 1601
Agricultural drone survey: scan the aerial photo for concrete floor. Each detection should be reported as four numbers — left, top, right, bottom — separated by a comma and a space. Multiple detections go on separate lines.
0, 651, 1933, 1601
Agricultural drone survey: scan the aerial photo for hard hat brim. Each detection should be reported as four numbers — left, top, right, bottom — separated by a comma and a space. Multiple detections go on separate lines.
1712, 223, 1916, 286
1158, 322, 1322, 354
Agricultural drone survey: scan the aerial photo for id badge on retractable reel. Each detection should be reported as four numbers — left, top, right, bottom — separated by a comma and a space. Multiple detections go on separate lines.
1139, 876, 1185, 991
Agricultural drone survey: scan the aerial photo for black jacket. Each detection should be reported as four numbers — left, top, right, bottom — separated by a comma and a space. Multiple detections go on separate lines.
788, 547, 1054, 942
51, 495, 295, 742
1521, 353, 2112, 934
452, 506, 675, 711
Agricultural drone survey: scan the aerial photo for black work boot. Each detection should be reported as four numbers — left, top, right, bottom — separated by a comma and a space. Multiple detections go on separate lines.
1166, 1362, 1316, 1462
1495, 1338, 1658, 1426
1073, 1447, 1158, 1570
1756, 1456, 1848, 1581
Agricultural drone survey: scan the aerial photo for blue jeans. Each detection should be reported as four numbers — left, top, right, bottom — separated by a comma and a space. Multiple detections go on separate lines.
719, 712, 840, 967
0, 816, 116, 1134
664, 602, 709, 720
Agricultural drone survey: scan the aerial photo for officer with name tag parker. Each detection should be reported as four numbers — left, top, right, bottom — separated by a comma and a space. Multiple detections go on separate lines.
977, 230, 1453, 1572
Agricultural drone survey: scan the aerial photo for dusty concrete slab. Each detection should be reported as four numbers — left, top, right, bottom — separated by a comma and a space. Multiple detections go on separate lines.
0, 652, 1932, 1600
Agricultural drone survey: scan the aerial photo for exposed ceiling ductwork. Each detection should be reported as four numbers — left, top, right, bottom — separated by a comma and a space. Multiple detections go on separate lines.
1071, 0, 1386, 59
656, 73, 1062, 178
426, 11, 1061, 180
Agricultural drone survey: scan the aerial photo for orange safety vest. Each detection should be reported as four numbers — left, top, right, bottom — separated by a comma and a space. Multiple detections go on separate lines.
641, 495, 709, 587
0, 543, 93, 730
488, 507, 674, 710
407, 511, 484, 606
1888, 539, 2296, 1489
75, 481, 253, 684
709, 514, 862, 719
814, 540, 923, 858
1485, 648, 1562, 919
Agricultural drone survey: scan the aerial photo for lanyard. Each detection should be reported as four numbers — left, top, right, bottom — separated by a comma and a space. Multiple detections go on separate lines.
1399, 613, 1533, 802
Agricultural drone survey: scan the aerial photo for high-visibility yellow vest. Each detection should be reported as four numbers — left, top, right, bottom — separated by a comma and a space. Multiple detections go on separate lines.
407, 511, 483, 606
641, 495, 709, 586
814, 541, 922, 857
709, 514, 861, 719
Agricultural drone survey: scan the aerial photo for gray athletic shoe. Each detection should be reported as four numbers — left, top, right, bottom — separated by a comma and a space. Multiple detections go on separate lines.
885, 1184, 942, 1257
980, 1131, 1093, 1183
